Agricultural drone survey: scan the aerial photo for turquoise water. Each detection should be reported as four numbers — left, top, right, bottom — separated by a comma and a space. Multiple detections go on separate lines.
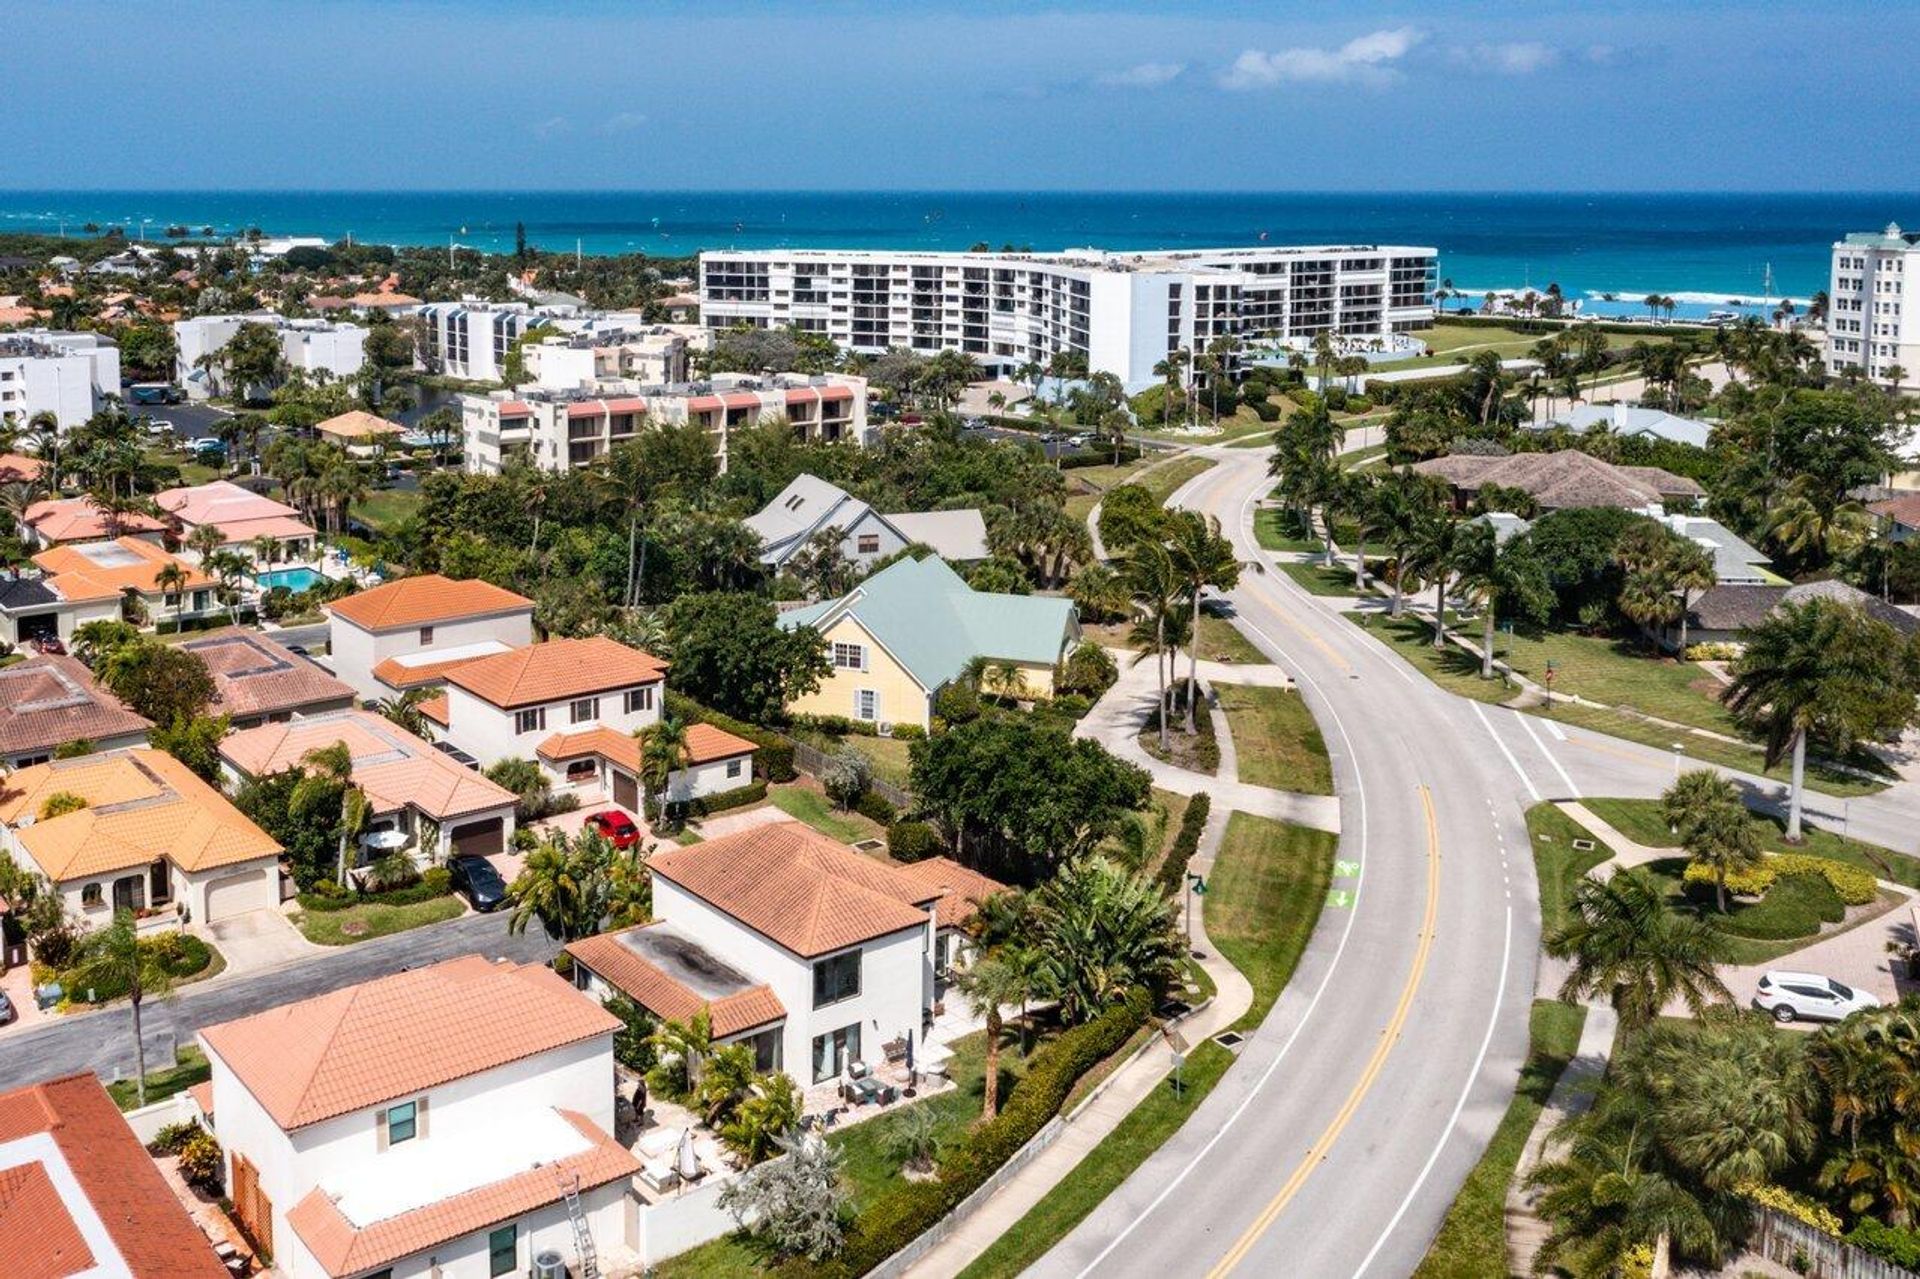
4, 190, 1915, 299
256, 567, 323, 593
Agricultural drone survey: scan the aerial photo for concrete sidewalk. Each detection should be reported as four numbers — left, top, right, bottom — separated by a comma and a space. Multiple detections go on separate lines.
903, 802, 1254, 1278
1505, 1003, 1618, 1276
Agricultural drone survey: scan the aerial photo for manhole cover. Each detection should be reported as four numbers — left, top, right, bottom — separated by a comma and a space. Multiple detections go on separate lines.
1213, 1031, 1244, 1048
853, 839, 885, 853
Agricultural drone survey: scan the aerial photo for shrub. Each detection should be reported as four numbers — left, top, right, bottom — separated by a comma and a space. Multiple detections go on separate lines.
889, 723, 926, 741
1739, 1183, 1844, 1236
151, 1121, 201, 1155
1849, 1217, 1920, 1267
296, 869, 454, 913
692, 779, 769, 816
1680, 852, 1877, 906
886, 820, 942, 862
933, 681, 981, 725
1252, 399, 1282, 422
665, 690, 793, 781
1046, 692, 1094, 721
176, 1129, 223, 1193
854, 789, 897, 825
1684, 641, 1742, 662
821, 749, 873, 810
1057, 641, 1118, 697
1155, 793, 1212, 895
1061, 446, 1141, 469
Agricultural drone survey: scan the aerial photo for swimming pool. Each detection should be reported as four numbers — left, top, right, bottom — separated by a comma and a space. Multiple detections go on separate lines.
255, 567, 324, 593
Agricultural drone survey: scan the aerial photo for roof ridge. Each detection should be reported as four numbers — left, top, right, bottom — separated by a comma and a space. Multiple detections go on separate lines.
287, 983, 361, 1124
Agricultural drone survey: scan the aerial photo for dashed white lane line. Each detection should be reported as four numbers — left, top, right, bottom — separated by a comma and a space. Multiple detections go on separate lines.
1469, 701, 1541, 804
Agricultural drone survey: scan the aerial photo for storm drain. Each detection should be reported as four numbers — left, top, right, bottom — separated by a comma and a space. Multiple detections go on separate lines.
853, 839, 886, 853
1213, 1031, 1245, 1048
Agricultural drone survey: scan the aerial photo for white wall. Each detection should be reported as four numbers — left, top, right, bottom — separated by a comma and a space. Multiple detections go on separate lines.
664, 754, 752, 803
326, 609, 536, 703
653, 878, 930, 1086
182, 857, 280, 924
443, 678, 662, 769
0, 334, 118, 430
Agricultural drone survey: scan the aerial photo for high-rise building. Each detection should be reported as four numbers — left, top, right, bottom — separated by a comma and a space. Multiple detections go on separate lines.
1828, 224, 1920, 391
698, 244, 1436, 390
0, 329, 120, 430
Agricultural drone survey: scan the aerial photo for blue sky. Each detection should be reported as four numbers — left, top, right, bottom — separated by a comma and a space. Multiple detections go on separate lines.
11, 1, 1910, 191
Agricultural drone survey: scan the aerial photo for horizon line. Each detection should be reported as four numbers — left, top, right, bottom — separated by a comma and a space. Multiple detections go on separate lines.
3, 186, 1919, 199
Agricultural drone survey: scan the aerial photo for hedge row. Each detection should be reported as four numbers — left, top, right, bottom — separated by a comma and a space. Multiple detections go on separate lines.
1060, 446, 1142, 469
1154, 793, 1211, 894
1849, 1216, 1920, 1267
1436, 313, 1714, 341
664, 691, 795, 782
691, 779, 768, 817
1679, 852, 1877, 905
780, 987, 1153, 1278
298, 867, 452, 912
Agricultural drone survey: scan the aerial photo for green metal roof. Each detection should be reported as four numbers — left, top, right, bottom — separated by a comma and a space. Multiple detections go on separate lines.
779, 556, 1076, 691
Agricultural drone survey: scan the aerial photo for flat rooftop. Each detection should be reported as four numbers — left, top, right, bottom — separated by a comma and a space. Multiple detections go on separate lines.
616, 920, 760, 1003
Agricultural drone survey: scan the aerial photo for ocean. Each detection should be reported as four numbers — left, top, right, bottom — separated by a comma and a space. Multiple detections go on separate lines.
3, 190, 1915, 305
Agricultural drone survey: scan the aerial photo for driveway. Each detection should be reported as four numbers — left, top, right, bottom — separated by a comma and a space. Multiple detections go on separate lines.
199, 908, 315, 975
0, 962, 50, 1038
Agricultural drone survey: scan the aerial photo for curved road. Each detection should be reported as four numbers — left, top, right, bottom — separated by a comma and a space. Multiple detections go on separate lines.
1032, 446, 1551, 1279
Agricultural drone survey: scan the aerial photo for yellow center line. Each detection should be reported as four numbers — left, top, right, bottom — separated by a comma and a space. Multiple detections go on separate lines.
1203, 785, 1442, 1279
1244, 573, 1354, 674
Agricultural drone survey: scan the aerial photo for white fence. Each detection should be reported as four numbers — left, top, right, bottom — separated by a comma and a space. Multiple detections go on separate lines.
1748, 1207, 1920, 1279
637, 1167, 749, 1267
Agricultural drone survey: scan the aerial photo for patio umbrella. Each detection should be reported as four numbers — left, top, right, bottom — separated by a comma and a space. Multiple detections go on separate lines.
905, 1030, 915, 1084
675, 1127, 700, 1181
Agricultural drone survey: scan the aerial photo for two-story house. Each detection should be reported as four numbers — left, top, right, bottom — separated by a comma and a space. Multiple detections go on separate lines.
181, 626, 357, 728
325, 575, 535, 704
199, 956, 640, 1279
567, 823, 1004, 1088
429, 635, 666, 769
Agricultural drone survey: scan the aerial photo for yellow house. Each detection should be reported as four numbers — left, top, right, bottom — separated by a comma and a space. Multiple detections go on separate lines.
779, 555, 1079, 730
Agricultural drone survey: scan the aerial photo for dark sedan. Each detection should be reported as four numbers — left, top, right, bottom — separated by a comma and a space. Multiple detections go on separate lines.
448, 854, 508, 912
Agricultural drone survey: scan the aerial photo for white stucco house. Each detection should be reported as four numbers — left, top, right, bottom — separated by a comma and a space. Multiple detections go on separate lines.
423, 636, 668, 772
324, 574, 535, 704
198, 956, 640, 1279
567, 823, 1005, 1088
0, 748, 284, 935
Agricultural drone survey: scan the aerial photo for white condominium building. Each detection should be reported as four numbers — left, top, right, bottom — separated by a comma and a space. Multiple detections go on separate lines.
415, 299, 558, 382
1829, 224, 1920, 391
173, 314, 367, 400
461, 371, 869, 474
699, 244, 1437, 390
519, 322, 708, 390
0, 330, 120, 430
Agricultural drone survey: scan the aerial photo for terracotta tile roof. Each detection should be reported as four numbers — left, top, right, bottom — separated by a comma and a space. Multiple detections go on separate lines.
187, 1080, 214, 1119
370, 643, 511, 691
894, 855, 1009, 930
314, 409, 404, 440
220, 710, 517, 822
180, 626, 355, 720
33, 537, 213, 601
0, 654, 152, 757
1411, 450, 1702, 511
567, 923, 787, 1038
650, 823, 940, 957
0, 1073, 228, 1279
327, 574, 533, 632
24, 498, 168, 543
684, 722, 758, 764
199, 956, 619, 1131
419, 694, 449, 726
1871, 493, 1920, 529
537, 725, 639, 771
0, 453, 44, 484
0, 748, 282, 882
154, 480, 315, 545
284, 1109, 638, 1278
445, 637, 667, 710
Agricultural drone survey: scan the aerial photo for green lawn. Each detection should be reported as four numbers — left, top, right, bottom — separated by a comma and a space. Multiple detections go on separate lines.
1214, 683, 1333, 795
354, 487, 424, 532
1254, 507, 1322, 554
1580, 797, 1920, 889
1349, 612, 1516, 705
1371, 321, 1675, 374
294, 895, 464, 945
1209, 812, 1338, 1030
1278, 560, 1363, 597
1471, 628, 1735, 735
1526, 803, 1614, 938
788, 730, 916, 788
1136, 456, 1217, 507
769, 784, 881, 842
1412, 1001, 1588, 1279
1195, 611, 1268, 665
1634, 856, 1864, 965
107, 1046, 211, 1112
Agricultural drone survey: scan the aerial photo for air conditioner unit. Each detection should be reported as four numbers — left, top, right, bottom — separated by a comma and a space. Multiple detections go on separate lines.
531, 1251, 568, 1279
876, 721, 894, 738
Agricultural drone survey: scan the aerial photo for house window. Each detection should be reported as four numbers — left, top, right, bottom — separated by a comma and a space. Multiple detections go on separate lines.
488, 1224, 517, 1277
856, 533, 881, 554
514, 707, 546, 735
854, 689, 879, 722
832, 643, 865, 670
813, 951, 861, 1008
385, 1100, 418, 1145
570, 697, 599, 724
811, 1024, 861, 1083
419, 625, 434, 646
726, 758, 743, 779
566, 759, 598, 783
82, 882, 103, 908
625, 686, 654, 714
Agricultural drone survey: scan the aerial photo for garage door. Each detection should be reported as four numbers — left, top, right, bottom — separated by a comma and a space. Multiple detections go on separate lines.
204, 870, 267, 921
613, 769, 639, 812
450, 817, 505, 858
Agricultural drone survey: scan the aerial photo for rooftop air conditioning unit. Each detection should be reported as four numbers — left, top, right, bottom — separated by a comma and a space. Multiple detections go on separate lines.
876, 722, 894, 738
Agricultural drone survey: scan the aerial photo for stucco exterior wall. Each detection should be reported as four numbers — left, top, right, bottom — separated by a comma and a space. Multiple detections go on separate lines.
784, 616, 933, 730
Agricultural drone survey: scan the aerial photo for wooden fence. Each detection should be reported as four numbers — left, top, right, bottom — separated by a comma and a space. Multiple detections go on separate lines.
786, 737, 915, 812
1746, 1207, 1920, 1279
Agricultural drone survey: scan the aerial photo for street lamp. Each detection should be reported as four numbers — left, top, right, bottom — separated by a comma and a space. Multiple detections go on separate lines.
1672, 743, 1683, 779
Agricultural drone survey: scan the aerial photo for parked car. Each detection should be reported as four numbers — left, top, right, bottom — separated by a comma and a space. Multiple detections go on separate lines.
185, 436, 225, 455
586, 809, 642, 849
1066, 432, 1091, 448
447, 853, 507, 912
144, 417, 175, 436
30, 635, 65, 656
1753, 970, 1880, 1023
0, 989, 14, 1027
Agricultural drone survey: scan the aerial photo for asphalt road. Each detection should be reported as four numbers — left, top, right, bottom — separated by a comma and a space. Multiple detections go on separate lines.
0, 910, 559, 1093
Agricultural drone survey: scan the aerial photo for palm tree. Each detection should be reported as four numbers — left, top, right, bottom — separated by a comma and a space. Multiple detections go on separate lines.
1450, 523, 1551, 677
64, 911, 176, 1107
1403, 511, 1467, 650
1121, 543, 1182, 753
506, 836, 595, 939
1342, 471, 1380, 589
952, 955, 1023, 1119
1032, 855, 1182, 1022
1369, 468, 1440, 619
1723, 598, 1920, 841
1667, 538, 1716, 653
647, 1009, 715, 1099
634, 717, 690, 821
290, 742, 370, 887
154, 562, 189, 632
1546, 869, 1730, 1030
1661, 768, 1739, 841
1682, 800, 1763, 914
378, 687, 439, 741
1165, 511, 1240, 733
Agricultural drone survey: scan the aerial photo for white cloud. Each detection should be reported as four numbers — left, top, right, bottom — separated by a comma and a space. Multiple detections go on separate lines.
602, 111, 648, 133
1218, 27, 1423, 90
1097, 61, 1186, 90
1448, 41, 1560, 75
530, 115, 569, 139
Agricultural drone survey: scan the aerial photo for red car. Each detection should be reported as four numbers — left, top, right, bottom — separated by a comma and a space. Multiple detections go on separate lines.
586, 810, 642, 849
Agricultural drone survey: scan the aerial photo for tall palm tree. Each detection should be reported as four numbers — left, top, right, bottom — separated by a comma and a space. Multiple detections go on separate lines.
1450, 523, 1551, 677
1402, 511, 1467, 650
1369, 468, 1440, 619
1165, 512, 1240, 733
185, 521, 225, 565
1682, 800, 1763, 915
1120, 543, 1182, 753
64, 911, 177, 1107
154, 562, 188, 632
952, 955, 1023, 1120
1342, 471, 1380, 589
291, 742, 370, 887
634, 716, 690, 820
1546, 869, 1730, 1030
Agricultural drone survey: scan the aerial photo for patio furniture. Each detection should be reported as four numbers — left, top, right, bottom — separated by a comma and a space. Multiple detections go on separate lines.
846, 1059, 871, 1081
847, 1077, 884, 1106
881, 1036, 909, 1064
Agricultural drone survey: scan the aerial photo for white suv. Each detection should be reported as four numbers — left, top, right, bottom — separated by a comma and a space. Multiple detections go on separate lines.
1753, 971, 1880, 1024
